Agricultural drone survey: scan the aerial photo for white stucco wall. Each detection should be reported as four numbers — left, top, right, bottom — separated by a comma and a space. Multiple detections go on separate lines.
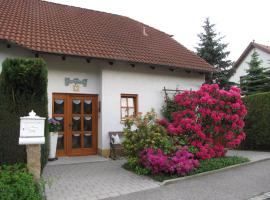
44, 55, 103, 148
0, 42, 206, 151
230, 48, 270, 83
100, 62, 205, 149
44, 55, 101, 117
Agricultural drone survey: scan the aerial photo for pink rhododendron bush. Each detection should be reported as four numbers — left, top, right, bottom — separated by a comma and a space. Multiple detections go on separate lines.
164, 84, 247, 160
123, 84, 247, 176
140, 147, 199, 175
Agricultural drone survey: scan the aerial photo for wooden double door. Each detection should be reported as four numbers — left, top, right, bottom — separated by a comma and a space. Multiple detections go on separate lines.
52, 93, 98, 156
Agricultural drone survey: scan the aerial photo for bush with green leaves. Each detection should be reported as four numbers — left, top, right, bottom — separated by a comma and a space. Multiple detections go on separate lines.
242, 92, 270, 150
0, 58, 48, 167
123, 157, 151, 175
0, 164, 43, 200
161, 97, 180, 122
123, 110, 175, 159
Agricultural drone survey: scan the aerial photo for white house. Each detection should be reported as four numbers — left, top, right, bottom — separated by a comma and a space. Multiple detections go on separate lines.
0, 0, 213, 157
230, 41, 270, 84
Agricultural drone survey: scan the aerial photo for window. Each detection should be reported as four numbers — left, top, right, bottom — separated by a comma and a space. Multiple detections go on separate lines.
121, 94, 138, 120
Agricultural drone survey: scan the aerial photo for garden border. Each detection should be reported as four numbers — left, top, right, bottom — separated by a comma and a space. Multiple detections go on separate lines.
161, 157, 270, 185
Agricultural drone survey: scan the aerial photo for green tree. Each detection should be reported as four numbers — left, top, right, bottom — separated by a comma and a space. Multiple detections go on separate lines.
240, 50, 270, 95
196, 18, 233, 89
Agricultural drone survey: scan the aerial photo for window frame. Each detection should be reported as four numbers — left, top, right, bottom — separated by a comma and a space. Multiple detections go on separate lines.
120, 94, 138, 121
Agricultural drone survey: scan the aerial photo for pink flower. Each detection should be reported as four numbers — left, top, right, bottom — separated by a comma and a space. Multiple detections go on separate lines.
161, 84, 247, 161
158, 119, 169, 127
140, 148, 199, 175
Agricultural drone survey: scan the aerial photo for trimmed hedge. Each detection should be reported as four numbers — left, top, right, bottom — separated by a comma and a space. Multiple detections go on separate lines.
242, 92, 270, 150
0, 58, 48, 168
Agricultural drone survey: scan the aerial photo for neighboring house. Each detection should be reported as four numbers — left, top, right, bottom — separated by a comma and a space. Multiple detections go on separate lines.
0, 0, 213, 157
230, 41, 270, 84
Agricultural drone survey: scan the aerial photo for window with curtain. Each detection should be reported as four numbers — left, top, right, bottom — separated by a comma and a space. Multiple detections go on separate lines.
120, 94, 138, 120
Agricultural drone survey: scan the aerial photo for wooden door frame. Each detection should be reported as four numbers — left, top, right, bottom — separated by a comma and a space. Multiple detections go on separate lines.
52, 93, 98, 157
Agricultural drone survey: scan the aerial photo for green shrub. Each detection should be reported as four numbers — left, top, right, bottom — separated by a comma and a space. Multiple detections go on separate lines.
161, 97, 180, 122
0, 164, 43, 200
0, 58, 48, 168
189, 156, 249, 175
123, 110, 175, 159
242, 92, 270, 150
123, 157, 151, 175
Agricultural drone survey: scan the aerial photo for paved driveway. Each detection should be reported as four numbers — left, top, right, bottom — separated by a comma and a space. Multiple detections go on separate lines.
43, 150, 270, 200
43, 160, 159, 200
105, 159, 270, 200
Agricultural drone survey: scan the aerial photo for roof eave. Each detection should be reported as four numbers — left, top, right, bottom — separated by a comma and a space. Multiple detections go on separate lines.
2, 39, 214, 73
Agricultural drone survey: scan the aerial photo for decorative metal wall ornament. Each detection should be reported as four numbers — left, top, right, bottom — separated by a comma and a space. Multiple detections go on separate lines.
65, 77, 88, 92
65, 77, 88, 87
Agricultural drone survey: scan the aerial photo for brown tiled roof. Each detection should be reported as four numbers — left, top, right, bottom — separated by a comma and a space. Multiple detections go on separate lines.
233, 41, 270, 70
0, 0, 213, 72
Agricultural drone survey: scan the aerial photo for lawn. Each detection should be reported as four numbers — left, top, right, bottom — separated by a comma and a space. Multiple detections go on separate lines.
123, 156, 249, 182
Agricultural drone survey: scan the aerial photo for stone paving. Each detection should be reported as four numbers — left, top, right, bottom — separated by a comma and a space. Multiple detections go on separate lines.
104, 159, 270, 200
227, 150, 270, 162
42, 159, 159, 200
249, 192, 270, 200
42, 150, 270, 200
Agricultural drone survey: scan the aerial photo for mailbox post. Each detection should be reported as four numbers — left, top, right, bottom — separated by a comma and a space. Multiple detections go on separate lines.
19, 110, 45, 180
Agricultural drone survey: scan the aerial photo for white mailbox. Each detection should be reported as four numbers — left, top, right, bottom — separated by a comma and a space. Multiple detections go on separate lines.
19, 110, 46, 145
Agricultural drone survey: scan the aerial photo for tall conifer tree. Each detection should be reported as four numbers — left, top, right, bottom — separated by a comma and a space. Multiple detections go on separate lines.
240, 50, 270, 95
196, 18, 233, 89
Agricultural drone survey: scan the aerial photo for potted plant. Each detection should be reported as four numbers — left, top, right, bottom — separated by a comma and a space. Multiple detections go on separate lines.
48, 118, 61, 161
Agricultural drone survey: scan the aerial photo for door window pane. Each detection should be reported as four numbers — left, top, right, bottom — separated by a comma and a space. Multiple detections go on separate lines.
84, 100, 92, 114
72, 116, 81, 131
84, 133, 92, 148
54, 99, 64, 114
72, 133, 81, 148
84, 117, 92, 131
72, 100, 81, 114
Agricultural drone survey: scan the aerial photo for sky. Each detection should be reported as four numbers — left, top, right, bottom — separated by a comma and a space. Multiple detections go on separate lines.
46, 0, 270, 62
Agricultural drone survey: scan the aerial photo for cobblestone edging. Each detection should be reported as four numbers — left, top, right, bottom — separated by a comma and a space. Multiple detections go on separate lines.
248, 192, 270, 200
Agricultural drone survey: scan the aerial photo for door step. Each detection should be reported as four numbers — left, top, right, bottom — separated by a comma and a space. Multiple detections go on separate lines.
47, 155, 108, 166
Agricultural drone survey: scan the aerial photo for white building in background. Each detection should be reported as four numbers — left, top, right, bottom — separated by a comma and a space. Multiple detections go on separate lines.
0, 0, 213, 157
230, 41, 270, 84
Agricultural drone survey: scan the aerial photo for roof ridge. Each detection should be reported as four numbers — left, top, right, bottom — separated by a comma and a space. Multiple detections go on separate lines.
253, 42, 270, 50
232, 41, 270, 71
